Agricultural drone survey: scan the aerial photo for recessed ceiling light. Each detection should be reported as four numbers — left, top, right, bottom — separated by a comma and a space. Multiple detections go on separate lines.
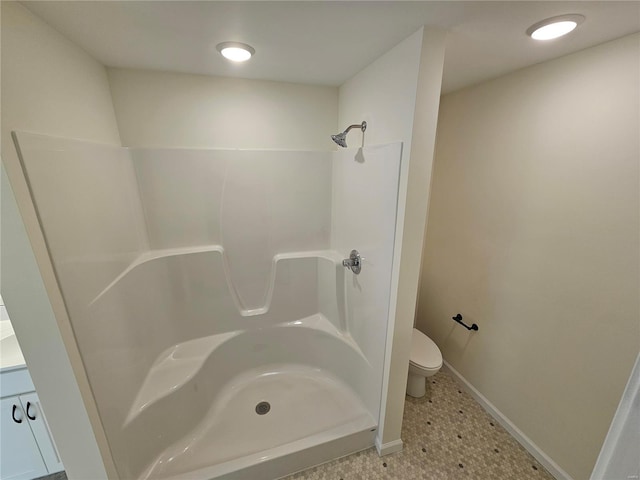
216, 42, 255, 62
526, 14, 585, 41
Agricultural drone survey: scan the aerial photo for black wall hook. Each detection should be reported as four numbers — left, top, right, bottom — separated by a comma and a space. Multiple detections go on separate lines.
452, 314, 479, 331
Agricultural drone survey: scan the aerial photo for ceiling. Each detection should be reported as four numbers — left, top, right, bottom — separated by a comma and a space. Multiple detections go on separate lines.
23, 1, 640, 94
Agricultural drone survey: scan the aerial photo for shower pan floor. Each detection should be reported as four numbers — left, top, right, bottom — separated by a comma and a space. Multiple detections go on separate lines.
144, 364, 376, 480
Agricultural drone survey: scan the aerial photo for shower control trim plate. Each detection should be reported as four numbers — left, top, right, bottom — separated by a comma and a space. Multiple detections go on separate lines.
343, 250, 362, 275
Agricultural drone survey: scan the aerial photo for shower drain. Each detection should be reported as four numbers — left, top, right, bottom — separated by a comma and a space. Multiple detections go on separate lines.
255, 401, 271, 415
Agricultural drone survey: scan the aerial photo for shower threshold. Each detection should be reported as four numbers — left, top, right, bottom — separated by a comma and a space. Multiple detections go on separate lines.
141, 364, 376, 480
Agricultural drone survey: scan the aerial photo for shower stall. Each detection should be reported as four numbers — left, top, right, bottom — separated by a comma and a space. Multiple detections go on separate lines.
12, 131, 402, 479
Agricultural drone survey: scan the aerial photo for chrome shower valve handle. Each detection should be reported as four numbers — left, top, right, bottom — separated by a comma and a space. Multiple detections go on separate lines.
342, 250, 362, 275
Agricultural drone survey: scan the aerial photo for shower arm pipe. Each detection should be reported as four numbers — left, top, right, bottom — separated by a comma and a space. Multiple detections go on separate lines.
342, 122, 367, 134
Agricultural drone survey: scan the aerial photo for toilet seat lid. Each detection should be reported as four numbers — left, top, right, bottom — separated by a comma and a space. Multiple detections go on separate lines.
410, 328, 442, 369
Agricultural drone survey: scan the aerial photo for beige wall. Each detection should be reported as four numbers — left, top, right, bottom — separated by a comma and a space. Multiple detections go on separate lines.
339, 27, 446, 452
108, 68, 337, 150
418, 33, 640, 480
1, 2, 121, 477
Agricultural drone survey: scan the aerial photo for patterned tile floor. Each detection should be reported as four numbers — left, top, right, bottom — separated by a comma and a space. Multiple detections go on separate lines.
35, 472, 67, 480
283, 370, 555, 480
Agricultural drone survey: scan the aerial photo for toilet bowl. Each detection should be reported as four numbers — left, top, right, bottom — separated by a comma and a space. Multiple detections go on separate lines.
407, 328, 443, 398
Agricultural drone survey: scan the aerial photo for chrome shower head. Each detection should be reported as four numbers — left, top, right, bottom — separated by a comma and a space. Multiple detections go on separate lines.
331, 121, 367, 148
331, 132, 348, 148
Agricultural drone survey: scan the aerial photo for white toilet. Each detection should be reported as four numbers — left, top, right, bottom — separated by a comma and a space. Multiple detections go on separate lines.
407, 328, 443, 398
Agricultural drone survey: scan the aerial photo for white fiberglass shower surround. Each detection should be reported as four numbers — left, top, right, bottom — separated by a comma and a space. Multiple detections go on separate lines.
12, 131, 402, 479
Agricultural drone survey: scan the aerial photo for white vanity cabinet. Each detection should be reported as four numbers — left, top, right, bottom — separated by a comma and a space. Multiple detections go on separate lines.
19, 392, 65, 474
0, 396, 47, 480
1, 300, 64, 479
0, 368, 64, 480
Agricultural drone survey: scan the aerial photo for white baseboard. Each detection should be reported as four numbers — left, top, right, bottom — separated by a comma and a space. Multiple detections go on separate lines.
375, 437, 403, 456
443, 361, 573, 480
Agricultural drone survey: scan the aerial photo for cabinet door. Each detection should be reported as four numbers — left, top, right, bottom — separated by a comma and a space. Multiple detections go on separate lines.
0, 397, 47, 480
19, 393, 64, 474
